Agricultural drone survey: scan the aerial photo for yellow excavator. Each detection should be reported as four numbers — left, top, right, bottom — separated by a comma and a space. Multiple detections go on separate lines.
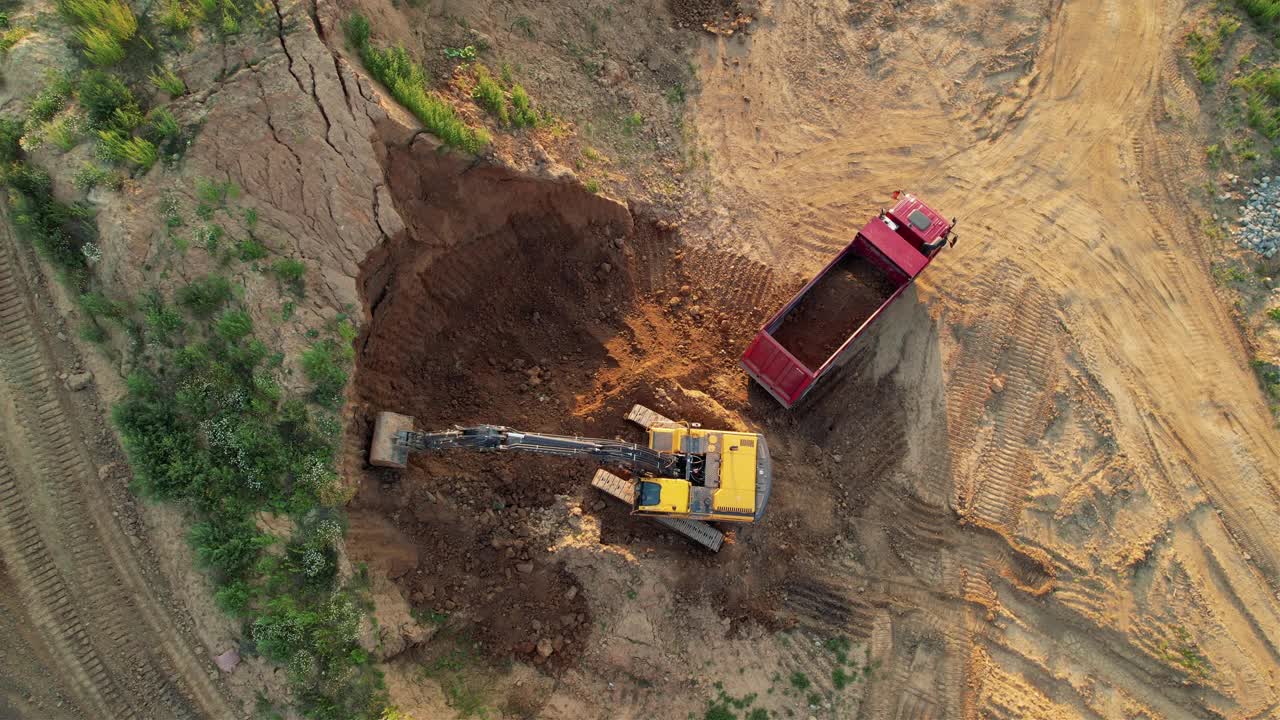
369, 405, 772, 551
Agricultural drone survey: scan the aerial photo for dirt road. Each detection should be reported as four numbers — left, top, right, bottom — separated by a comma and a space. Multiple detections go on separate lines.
0, 221, 233, 719
691, 0, 1280, 716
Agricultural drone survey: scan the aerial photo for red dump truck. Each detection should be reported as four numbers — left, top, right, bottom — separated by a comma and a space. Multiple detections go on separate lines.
741, 192, 954, 408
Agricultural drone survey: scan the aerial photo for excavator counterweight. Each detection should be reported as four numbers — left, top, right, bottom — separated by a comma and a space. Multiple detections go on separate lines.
368, 406, 772, 552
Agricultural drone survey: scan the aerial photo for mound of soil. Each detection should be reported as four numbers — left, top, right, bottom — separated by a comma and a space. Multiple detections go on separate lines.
346, 139, 814, 670
669, 0, 744, 30
772, 252, 898, 369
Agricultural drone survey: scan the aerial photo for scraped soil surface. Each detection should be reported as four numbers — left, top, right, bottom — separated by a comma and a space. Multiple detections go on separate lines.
344, 145, 842, 673
668, 0, 744, 30
771, 252, 898, 369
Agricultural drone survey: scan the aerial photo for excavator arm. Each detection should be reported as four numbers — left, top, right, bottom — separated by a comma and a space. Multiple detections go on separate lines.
372, 416, 700, 481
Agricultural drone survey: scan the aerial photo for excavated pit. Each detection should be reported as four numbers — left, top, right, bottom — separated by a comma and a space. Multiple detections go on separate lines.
343, 135, 918, 670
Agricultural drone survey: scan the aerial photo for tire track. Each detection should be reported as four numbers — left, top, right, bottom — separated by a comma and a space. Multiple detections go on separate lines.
0, 227, 230, 718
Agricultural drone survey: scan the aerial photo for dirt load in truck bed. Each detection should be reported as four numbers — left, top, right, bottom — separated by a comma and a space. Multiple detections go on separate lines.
771, 252, 898, 369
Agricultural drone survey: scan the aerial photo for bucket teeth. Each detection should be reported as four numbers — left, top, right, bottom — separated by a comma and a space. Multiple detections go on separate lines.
626, 404, 678, 430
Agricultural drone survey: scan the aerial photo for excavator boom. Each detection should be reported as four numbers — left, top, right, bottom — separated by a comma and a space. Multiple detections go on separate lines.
394, 425, 692, 479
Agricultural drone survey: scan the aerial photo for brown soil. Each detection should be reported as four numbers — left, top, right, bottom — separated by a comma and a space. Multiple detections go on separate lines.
668, 0, 744, 30
346, 136, 815, 672
771, 251, 899, 369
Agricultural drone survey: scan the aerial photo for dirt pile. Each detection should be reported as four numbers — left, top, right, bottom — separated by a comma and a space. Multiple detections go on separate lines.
345, 132, 817, 670
772, 251, 899, 369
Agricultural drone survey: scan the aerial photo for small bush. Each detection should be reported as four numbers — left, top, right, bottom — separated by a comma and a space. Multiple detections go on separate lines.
342, 12, 369, 48
215, 308, 254, 342
60, 0, 137, 40
150, 66, 187, 96
237, 238, 269, 261
3, 163, 96, 279
472, 65, 508, 125
273, 257, 306, 293
1237, 0, 1280, 25
510, 84, 536, 128
79, 291, 125, 319
44, 112, 84, 152
0, 26, 30, 53
77, 26, 126, 65
302, 326, 354, 408
0, 115, 23, 162
28, 73, 75, 124
79, 71, 139, 130
789, 671, 810, 690
177, 275, 234, 318
98, 129, 158, 170
623, 111, 643, 133
146, 107, 180, 140
159, 0, 194, 34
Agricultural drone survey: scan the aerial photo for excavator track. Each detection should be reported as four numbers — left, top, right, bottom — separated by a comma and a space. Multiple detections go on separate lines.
626, 404, 679, 430
590, 469, 725, 552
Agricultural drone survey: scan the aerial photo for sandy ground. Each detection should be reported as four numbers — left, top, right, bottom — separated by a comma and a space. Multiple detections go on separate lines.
3, 0, 1279, 717
343, 1, 1280, 718
683, 0, 1280, 717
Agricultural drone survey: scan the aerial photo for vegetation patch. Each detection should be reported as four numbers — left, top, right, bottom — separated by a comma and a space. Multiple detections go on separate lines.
344, 13, 489, 153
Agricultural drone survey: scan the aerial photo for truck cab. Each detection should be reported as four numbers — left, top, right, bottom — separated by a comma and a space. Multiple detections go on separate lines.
741, 193, 953, 407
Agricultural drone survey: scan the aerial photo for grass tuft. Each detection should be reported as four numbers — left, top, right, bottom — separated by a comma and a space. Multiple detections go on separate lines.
150, 66, 187, 96
344, 13, 489, 153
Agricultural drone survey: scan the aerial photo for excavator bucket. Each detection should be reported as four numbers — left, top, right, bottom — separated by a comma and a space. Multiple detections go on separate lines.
370, 411, 415, 469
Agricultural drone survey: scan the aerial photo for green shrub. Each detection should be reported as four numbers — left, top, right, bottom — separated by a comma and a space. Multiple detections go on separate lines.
237, 238, 269, 261
79, 291, 125, 319
28, 73, 75, 124
79, 71, 139, 130
215, 308, 253, 342
44, 113, 84, 152
0, 26, 30, 53
150, 66, 186, 96
60, 0, 137, 40
98, 129, 158, 169
0, 115, 23, 162
1237, 0, 1280, 25
177, 275, 234, 318
472, 65, 508, 125
342, 12, 369, 48
190, 519, 274, 580
145, 107, 180, 140
789, 671, 810, 690
510, 84, 536, 127
345, 13, 489, 153
159, 0, 194, 33
301, 323, 354, 408
273, 257, 306, 292
3, 163, 95, 279
77, 26, 126, 65
143, 291, 184, 342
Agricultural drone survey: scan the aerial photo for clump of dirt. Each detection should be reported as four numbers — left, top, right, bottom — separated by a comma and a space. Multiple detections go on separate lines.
668, 0, 747, 31
772, 251, 899, 369
346, 135, 817, 670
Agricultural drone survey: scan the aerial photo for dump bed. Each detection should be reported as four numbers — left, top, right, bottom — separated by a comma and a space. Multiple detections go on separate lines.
742, 193, 952, 407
